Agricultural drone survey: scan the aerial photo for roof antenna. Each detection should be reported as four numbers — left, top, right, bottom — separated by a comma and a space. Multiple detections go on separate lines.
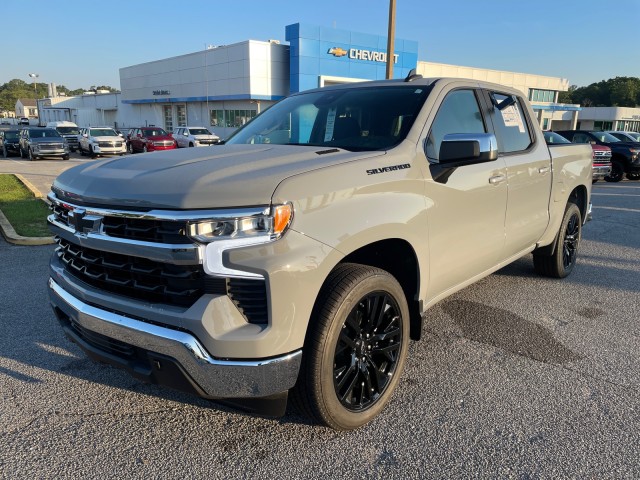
404, 68, 422, 82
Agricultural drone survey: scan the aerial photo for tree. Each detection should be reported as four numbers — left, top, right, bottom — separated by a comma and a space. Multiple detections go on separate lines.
557, 85, 577, 104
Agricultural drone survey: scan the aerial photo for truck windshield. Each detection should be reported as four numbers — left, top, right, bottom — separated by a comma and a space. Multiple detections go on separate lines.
591, 132, 620, 143
226, 85, 432, 151
57, 127, 79, 135
189, 128, 211, 135
90, 129, 118, 137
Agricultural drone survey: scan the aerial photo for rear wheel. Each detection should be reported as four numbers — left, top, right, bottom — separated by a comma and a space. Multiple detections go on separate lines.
604, 161, 624, 182
533, 202, 581, 278
627, 173, 640, 181
291, 263, 410, 430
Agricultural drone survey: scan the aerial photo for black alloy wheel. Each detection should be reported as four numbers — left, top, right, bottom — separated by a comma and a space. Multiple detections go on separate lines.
562, 210, 580, 271
605, 162, 623, 182
333, 292, 403, 411
291, 263, 410, 430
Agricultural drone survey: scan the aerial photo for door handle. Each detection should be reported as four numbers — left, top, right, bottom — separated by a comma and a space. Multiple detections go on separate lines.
489, 174, 506, 185
538, 166, 551, 174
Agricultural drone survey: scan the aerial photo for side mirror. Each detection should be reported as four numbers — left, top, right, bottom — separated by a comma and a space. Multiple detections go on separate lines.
438, 133, 498, 167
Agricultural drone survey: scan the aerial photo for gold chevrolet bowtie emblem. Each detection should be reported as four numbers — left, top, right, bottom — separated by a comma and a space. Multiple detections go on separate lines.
328, 47, 348, 57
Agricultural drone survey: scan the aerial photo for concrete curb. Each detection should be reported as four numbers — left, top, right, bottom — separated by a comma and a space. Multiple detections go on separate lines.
0, 174, 55, 246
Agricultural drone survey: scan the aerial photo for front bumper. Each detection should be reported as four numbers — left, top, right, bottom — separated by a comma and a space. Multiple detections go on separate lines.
93, 144, 126, 155
49, 278, 302, 398
592, 164, 611, 180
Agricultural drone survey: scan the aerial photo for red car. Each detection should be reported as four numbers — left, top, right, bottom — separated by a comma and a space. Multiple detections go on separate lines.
126, 127, 177, 153
590, 144, 612, 182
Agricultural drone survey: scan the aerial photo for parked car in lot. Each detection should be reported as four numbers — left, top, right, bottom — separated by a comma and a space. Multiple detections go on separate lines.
605, 130, 640, 143
19, 117, 30, 125
78, 127, 126, 158
126, 127, 177, 153
46, 121, 80, 152
555, 130, 640, 182
544, 131, 611, 182
173, 126, 220, 147
19, 127, 69, 160
1, 129, 21, 157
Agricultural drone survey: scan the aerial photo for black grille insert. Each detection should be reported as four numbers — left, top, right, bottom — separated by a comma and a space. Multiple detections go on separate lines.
56, 237, 212, 307
102, 217, 188, 244
227, 278, 268, 324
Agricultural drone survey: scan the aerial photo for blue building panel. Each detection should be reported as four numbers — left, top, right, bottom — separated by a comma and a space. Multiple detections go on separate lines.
298, 38, 320, 58
350, 31, 380, 48
349, 62, 378, 80
286, 23, 418, 93
319, 26, 351, 44
299, 56, 320, 76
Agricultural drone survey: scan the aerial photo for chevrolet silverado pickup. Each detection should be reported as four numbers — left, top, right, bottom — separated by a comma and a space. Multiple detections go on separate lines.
47, 76, 592, 430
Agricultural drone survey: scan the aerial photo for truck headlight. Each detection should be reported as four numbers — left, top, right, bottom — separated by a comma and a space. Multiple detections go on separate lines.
187, 204, 292, 243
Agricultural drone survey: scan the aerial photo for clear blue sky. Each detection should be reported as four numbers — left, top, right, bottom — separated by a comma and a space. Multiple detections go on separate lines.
3, 0, 639, 91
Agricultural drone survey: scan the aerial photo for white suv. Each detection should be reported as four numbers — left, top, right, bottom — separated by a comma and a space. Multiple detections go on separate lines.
79, 127, 127, 158
173, 126, 220, 147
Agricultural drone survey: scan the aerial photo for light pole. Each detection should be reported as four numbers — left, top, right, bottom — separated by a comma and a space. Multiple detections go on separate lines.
385, 0, 396, 79
28, 73, 39, 95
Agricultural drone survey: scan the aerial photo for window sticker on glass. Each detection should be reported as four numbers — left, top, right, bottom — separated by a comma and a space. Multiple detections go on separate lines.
324, 107, 337, 141
500, 104, 525, 133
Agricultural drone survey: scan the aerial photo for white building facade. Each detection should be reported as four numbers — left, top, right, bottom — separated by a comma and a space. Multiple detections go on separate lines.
37, 23, 592, 137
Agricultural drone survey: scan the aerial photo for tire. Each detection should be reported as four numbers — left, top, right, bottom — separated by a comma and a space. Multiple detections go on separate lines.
62, 154, 69, 160
28, 148, 37, 161
79, 144, 86, 156
291, 263, 410, 430
189, 142, 194, 147
533, 202, 581, 278
89, 146, 97, 158
20, 147, 25, 159
592, 179, 597, 184
626, 173, 640, 181
143, 145, 148, 153
604, 161, 624, 182
128, 143, 134, 154
2, 146, 7, 158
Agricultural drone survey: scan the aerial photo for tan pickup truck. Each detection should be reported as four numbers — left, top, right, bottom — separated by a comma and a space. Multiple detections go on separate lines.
47, 76, 592, 430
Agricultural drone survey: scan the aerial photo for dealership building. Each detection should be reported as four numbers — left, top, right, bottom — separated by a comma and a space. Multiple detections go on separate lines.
39, 22, 637, 137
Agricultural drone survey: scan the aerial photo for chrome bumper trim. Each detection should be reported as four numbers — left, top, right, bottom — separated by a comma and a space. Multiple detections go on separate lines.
49, 278, 302, 398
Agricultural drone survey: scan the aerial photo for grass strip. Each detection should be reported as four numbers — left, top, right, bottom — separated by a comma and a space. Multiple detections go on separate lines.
0, 174, 51, 237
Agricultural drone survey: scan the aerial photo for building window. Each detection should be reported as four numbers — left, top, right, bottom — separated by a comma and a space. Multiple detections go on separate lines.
528, 89, 556, 103
176, 105, 186, 127
163, 105, 173, 132
594, 121, 613, 131
28, 108, 37, 116
210, 109, 257, 128
542, 118, 550, 130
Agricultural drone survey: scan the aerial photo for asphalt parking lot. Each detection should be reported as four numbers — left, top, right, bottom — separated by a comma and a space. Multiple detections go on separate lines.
0, 161, 639, 477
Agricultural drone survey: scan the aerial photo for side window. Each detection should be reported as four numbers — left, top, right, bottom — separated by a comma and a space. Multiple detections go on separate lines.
573, 133, 590, 144
425, 89, 486, 161
490, 92, 532, 153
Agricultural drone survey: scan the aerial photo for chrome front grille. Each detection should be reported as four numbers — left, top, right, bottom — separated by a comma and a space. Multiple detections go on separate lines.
39, 143, 65, 151
593, 150, 612, 158
98, 141, 123, 148
153, 140, 174, 147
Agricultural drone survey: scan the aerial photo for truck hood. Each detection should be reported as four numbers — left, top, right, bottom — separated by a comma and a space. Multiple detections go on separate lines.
52, 144, 385, 209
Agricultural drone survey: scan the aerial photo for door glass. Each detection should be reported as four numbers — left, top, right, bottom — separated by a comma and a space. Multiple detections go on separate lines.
425, 89, 486, 161
490, 93, 532, 153
163, 105, 173, 133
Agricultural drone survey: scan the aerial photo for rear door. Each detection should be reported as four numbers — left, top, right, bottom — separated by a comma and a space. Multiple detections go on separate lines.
482, 90, 552, 257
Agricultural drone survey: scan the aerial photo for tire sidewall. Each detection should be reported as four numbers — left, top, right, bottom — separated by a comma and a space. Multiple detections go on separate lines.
314, 271, 410, 430
554, 203, 582, 277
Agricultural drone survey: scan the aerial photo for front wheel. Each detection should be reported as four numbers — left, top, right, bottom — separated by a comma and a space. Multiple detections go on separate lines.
127, 143, 134, 154
533, 202, 581, 278
291, 263, 410, 430
62, 154, 69, 160
28, 148, 37, 161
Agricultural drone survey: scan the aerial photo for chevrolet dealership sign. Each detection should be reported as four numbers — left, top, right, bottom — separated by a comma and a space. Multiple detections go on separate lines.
329, 47, 399, 64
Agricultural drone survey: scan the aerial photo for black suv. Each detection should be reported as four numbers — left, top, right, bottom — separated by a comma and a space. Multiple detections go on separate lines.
555, 130, 640, 182
1, 129, 21, 157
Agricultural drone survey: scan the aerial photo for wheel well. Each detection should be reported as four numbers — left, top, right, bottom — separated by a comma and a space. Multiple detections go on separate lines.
569, 184, 588, 222
341, 239, 423, 341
